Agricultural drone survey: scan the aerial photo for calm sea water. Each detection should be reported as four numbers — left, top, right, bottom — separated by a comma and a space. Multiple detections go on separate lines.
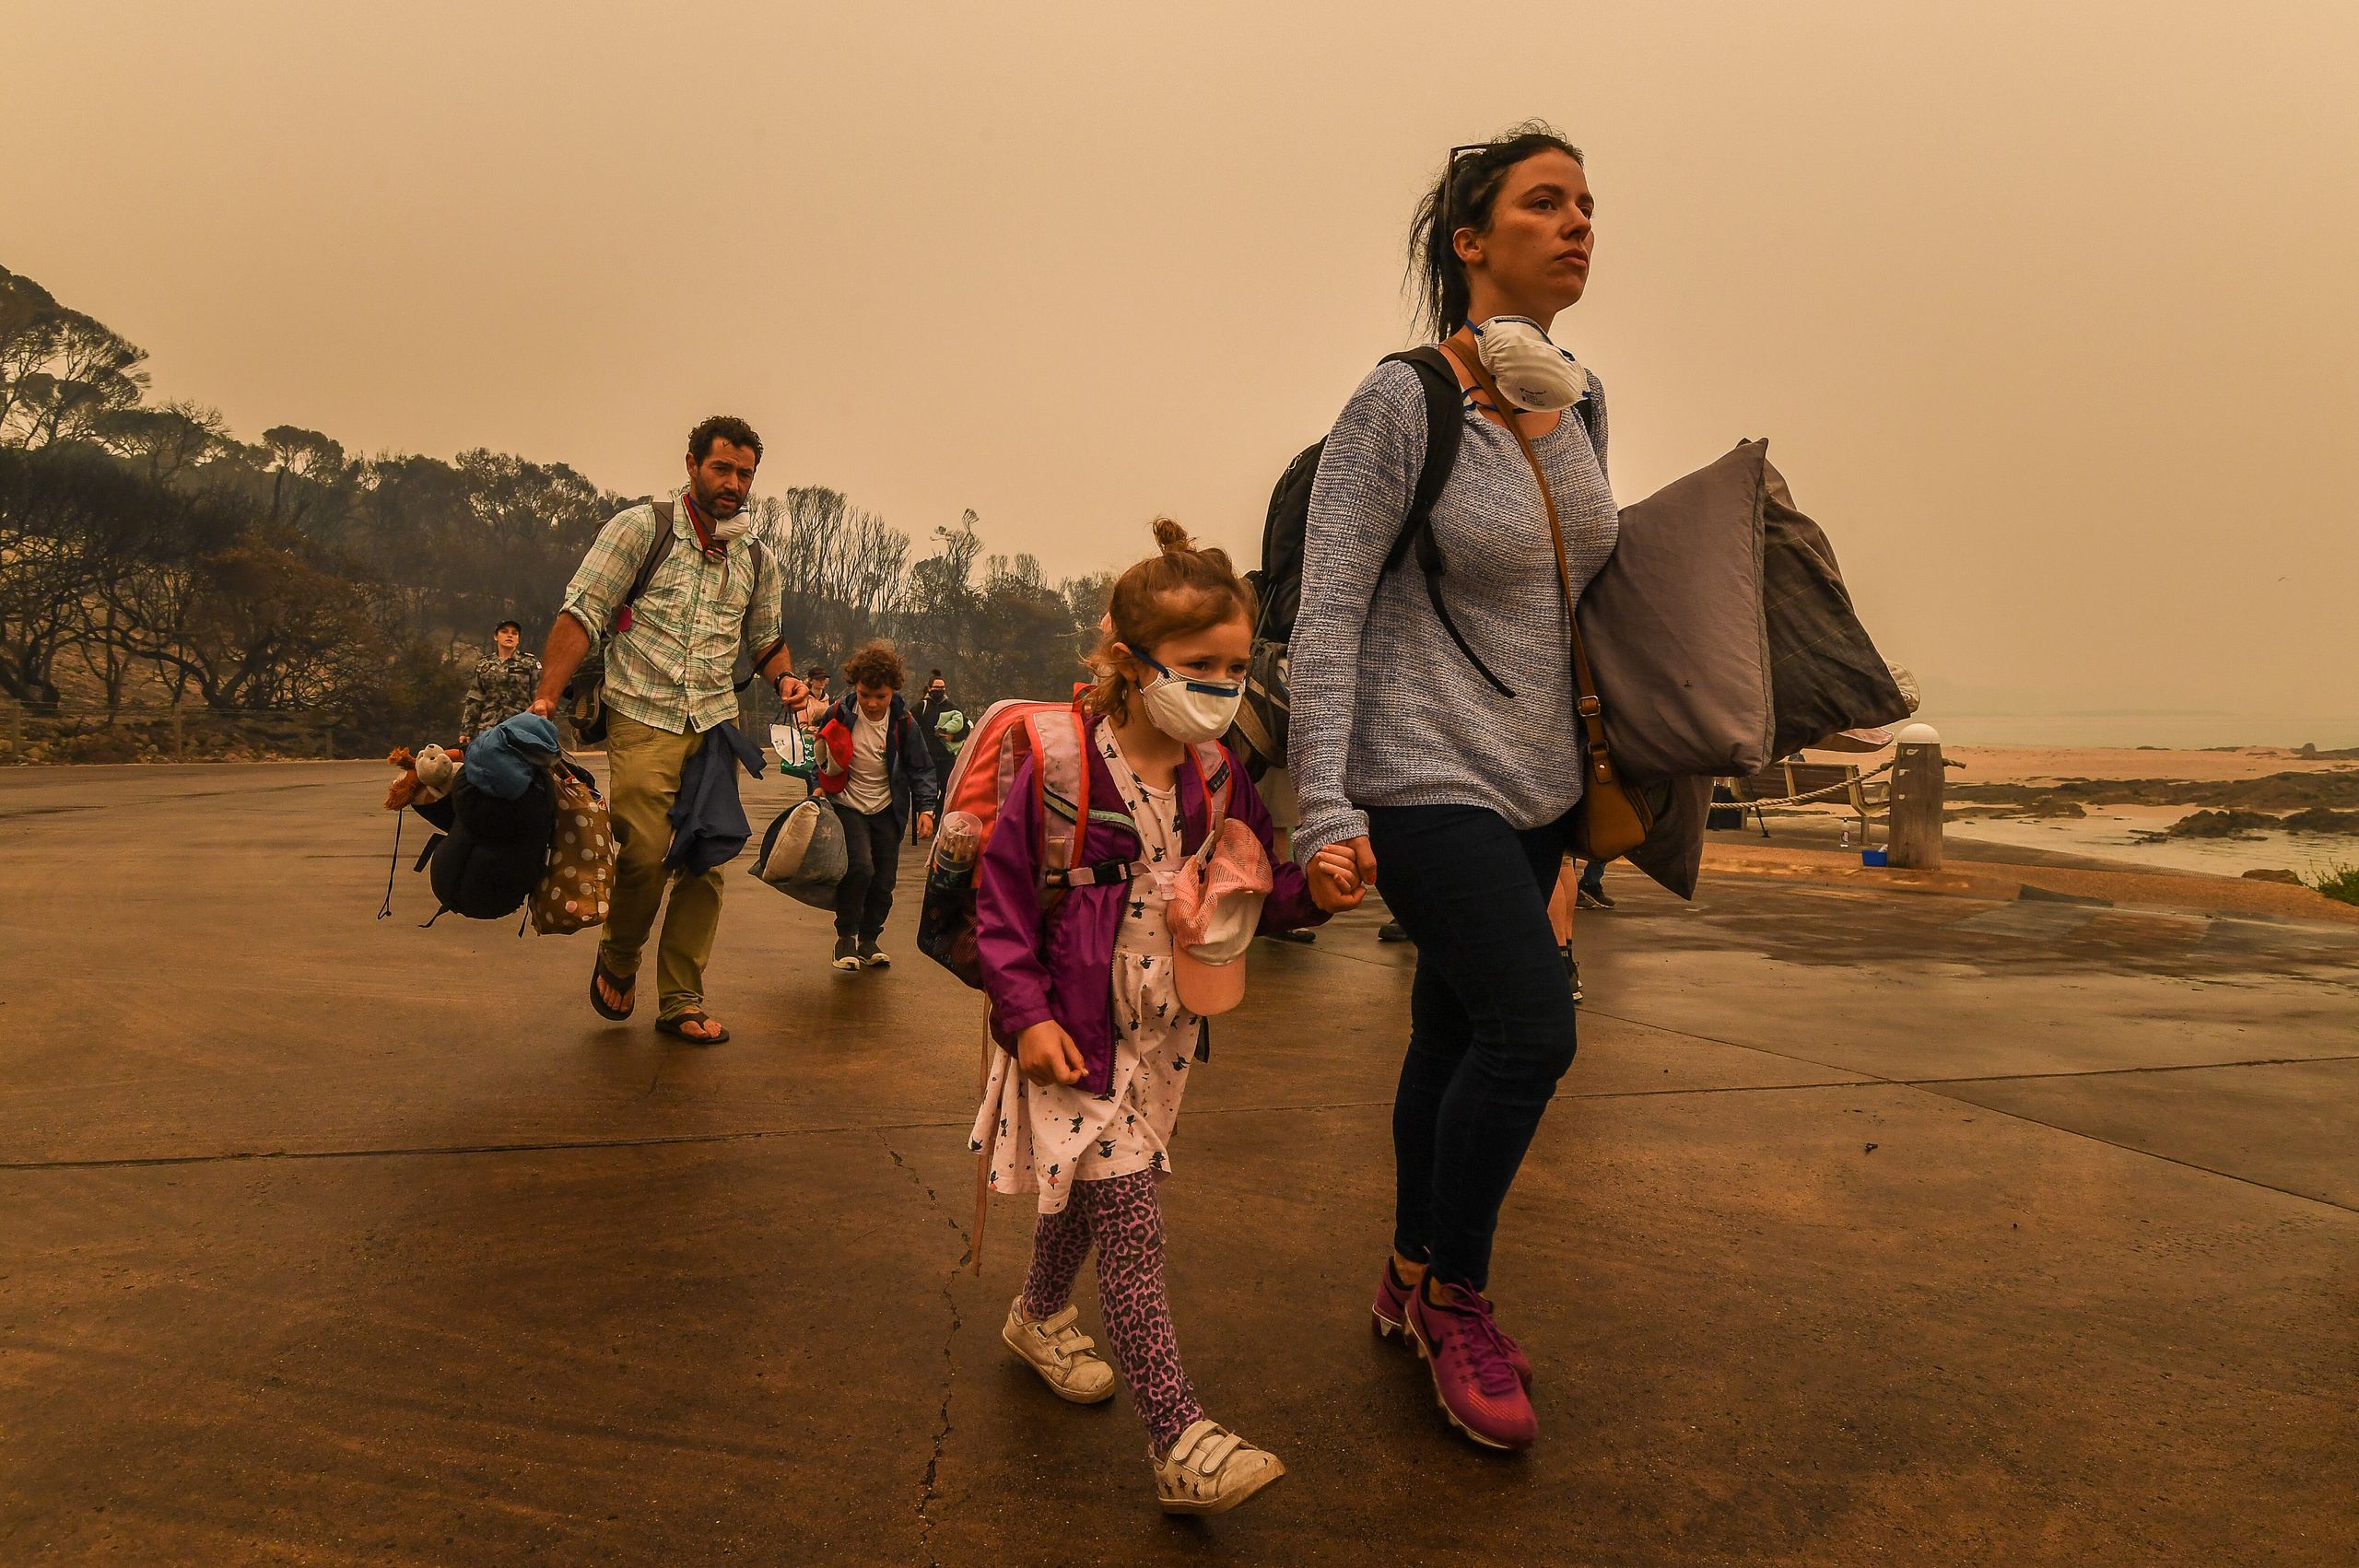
1947, 812, 2355, 881
1931, 711, 2359, 750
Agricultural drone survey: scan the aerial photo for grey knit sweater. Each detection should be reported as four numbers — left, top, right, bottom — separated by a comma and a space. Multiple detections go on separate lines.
1286, 357, 1619, 862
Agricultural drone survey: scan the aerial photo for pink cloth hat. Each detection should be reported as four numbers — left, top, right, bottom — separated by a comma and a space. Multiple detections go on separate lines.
1168, 817, 1272, 1017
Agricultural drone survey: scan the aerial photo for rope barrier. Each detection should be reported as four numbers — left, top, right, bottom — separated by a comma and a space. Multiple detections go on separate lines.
1720, 758, 1898, 810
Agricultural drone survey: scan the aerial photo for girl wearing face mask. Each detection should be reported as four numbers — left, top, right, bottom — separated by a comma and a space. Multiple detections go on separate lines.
1285, 123, 1616, 1454
968, 518, 1363, 1515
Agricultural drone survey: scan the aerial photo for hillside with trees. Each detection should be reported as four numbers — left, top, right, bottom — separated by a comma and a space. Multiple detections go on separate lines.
0, 263, 1109, 762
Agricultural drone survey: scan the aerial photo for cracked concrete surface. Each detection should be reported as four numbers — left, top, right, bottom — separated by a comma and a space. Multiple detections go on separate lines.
2, 761, 2355, 1565
880, 1130, 970, 1565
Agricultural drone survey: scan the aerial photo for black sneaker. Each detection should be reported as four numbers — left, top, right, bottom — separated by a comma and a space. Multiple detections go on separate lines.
1562, 946, 1583, 1003
858, 939, 891, 968
1378, 921, 1412, 944
1575, 886, 1614, 910
832, 934, 861, 971
1264, 928, 1316, 945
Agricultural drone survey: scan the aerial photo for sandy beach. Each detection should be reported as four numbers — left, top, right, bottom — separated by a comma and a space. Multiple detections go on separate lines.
1743, 742, 2359, 915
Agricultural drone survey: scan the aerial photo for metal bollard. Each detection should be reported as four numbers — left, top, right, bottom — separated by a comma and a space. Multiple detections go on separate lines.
1887, 722, 1945, 870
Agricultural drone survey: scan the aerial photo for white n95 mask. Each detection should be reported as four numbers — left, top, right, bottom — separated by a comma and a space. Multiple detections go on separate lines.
1133, 649, 1244, 745
1469, 315, 1589, 413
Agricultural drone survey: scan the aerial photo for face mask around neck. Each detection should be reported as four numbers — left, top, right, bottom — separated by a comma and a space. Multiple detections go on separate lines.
1468, 315, 1589, 412
686, 489, 752, 544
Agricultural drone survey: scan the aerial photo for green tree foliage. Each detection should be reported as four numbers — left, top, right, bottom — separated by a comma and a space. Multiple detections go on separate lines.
0, 263, 1114, 752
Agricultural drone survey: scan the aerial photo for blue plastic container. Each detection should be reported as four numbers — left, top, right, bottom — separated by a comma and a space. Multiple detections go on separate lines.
1860, 848, 1889, 867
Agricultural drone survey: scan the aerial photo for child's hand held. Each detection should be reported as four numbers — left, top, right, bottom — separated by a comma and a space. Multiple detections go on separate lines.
1311, 844, 1362, 888
1309, 845, 1366, 911
1309, 857, 1366, 913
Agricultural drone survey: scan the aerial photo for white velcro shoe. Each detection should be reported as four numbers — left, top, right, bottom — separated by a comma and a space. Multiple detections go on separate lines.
1002, 1298, 1116, 1404
1151, 1420, 1285, 1515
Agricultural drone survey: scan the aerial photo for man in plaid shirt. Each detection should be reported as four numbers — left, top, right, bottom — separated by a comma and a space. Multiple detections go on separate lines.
530, 415, 808, 1044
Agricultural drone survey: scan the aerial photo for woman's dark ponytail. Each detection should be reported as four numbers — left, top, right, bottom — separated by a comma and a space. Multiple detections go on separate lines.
1407, 122, 1585, 341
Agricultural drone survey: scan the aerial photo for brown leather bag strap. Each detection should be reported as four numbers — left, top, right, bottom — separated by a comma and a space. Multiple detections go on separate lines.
1441, 338, 1625, 793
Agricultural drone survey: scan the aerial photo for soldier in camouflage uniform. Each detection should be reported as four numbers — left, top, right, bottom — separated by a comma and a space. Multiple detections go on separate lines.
460, 620, 543, 739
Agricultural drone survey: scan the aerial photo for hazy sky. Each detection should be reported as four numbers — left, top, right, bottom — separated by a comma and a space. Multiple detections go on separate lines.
7, 1, 2356, 743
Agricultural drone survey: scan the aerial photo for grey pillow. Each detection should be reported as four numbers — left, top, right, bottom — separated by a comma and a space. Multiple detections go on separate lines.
749, 799, 849, 909
1578, 439, 1776, 782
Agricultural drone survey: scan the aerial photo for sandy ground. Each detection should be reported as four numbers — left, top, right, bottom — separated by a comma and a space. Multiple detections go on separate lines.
1764, 743, 2359, 889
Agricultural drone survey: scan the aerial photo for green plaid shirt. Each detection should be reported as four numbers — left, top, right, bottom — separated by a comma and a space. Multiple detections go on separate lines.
558, 490, 785, 735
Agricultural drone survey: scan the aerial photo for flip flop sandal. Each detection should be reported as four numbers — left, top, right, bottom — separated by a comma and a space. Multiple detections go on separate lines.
656, 1011, 731, 1045
591, 957, 636, 1021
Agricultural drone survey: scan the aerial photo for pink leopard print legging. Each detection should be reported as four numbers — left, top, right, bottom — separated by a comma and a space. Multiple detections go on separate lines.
1021, 1170, 1204, 1455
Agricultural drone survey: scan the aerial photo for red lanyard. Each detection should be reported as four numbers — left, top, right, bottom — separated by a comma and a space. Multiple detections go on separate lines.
680, 492, 725, 557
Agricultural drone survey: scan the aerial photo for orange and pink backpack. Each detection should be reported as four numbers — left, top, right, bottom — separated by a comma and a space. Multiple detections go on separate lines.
916, 698, 1231, 989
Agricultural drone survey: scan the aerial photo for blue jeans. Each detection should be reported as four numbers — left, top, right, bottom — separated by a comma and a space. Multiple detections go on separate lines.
1367, 803, 1580, 1291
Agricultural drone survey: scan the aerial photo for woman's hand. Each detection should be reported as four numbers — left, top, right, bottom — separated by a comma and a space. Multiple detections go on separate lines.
1017, 1021, 1086, 1086
1331, 837, 1377, 891
1309, 844, 1366, 912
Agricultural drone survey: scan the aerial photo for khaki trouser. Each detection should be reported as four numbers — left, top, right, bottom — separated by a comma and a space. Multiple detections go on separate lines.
599, 712, 722, 1020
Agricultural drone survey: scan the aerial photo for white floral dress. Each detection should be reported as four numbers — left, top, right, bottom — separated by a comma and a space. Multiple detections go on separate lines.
970, 726, 1201, 1214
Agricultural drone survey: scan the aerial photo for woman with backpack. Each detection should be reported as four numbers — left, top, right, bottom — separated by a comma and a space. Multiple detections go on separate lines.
1285, 123, 1616, 1453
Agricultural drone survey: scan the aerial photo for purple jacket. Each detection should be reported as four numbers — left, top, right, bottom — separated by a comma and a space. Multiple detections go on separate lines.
976, 720, 1327, 1096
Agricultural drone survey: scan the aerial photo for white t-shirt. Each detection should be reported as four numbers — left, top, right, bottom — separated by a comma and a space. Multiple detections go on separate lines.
845, 708, 893, 814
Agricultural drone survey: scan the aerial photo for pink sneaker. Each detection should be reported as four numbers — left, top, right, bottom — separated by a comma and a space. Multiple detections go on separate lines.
1406, 1276, 1539, 1451
1375, 1259, 1531, 1387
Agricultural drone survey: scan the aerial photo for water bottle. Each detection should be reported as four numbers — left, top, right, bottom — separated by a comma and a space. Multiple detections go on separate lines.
930, 811, 983, 887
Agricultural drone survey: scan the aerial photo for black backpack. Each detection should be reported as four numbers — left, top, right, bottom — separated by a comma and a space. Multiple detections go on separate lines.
1235, 346, 1601, 778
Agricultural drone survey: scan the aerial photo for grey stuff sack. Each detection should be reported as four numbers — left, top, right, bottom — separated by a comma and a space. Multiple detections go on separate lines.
1757, 461, 1912, 760
747, 797, 848, 910
1577, 439, 1911, 901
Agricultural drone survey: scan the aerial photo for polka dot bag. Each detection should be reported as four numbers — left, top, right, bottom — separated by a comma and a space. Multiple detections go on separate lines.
531, 762, 614, 935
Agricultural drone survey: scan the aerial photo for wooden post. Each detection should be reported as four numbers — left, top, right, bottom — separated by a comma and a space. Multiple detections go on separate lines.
170, 710, 183, 761
1887, 722, 1944, 870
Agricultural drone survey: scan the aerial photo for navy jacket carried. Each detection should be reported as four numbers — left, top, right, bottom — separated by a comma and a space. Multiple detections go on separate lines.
666, 721, 768, 874
815, 694, 941, 830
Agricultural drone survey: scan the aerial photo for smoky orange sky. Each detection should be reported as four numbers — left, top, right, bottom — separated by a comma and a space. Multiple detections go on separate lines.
6, 1, 2355, 744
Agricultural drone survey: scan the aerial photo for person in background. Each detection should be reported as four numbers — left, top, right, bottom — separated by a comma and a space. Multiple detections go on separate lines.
1576, 858, 1613, 909
1544, 859, 1586, 1003
459, 619, 542, 741
529, 415, 804, 1045
813, 641, 938, 970
933, 704, 969, 768
795, 665, 832, 725
912, 671, 958, 841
